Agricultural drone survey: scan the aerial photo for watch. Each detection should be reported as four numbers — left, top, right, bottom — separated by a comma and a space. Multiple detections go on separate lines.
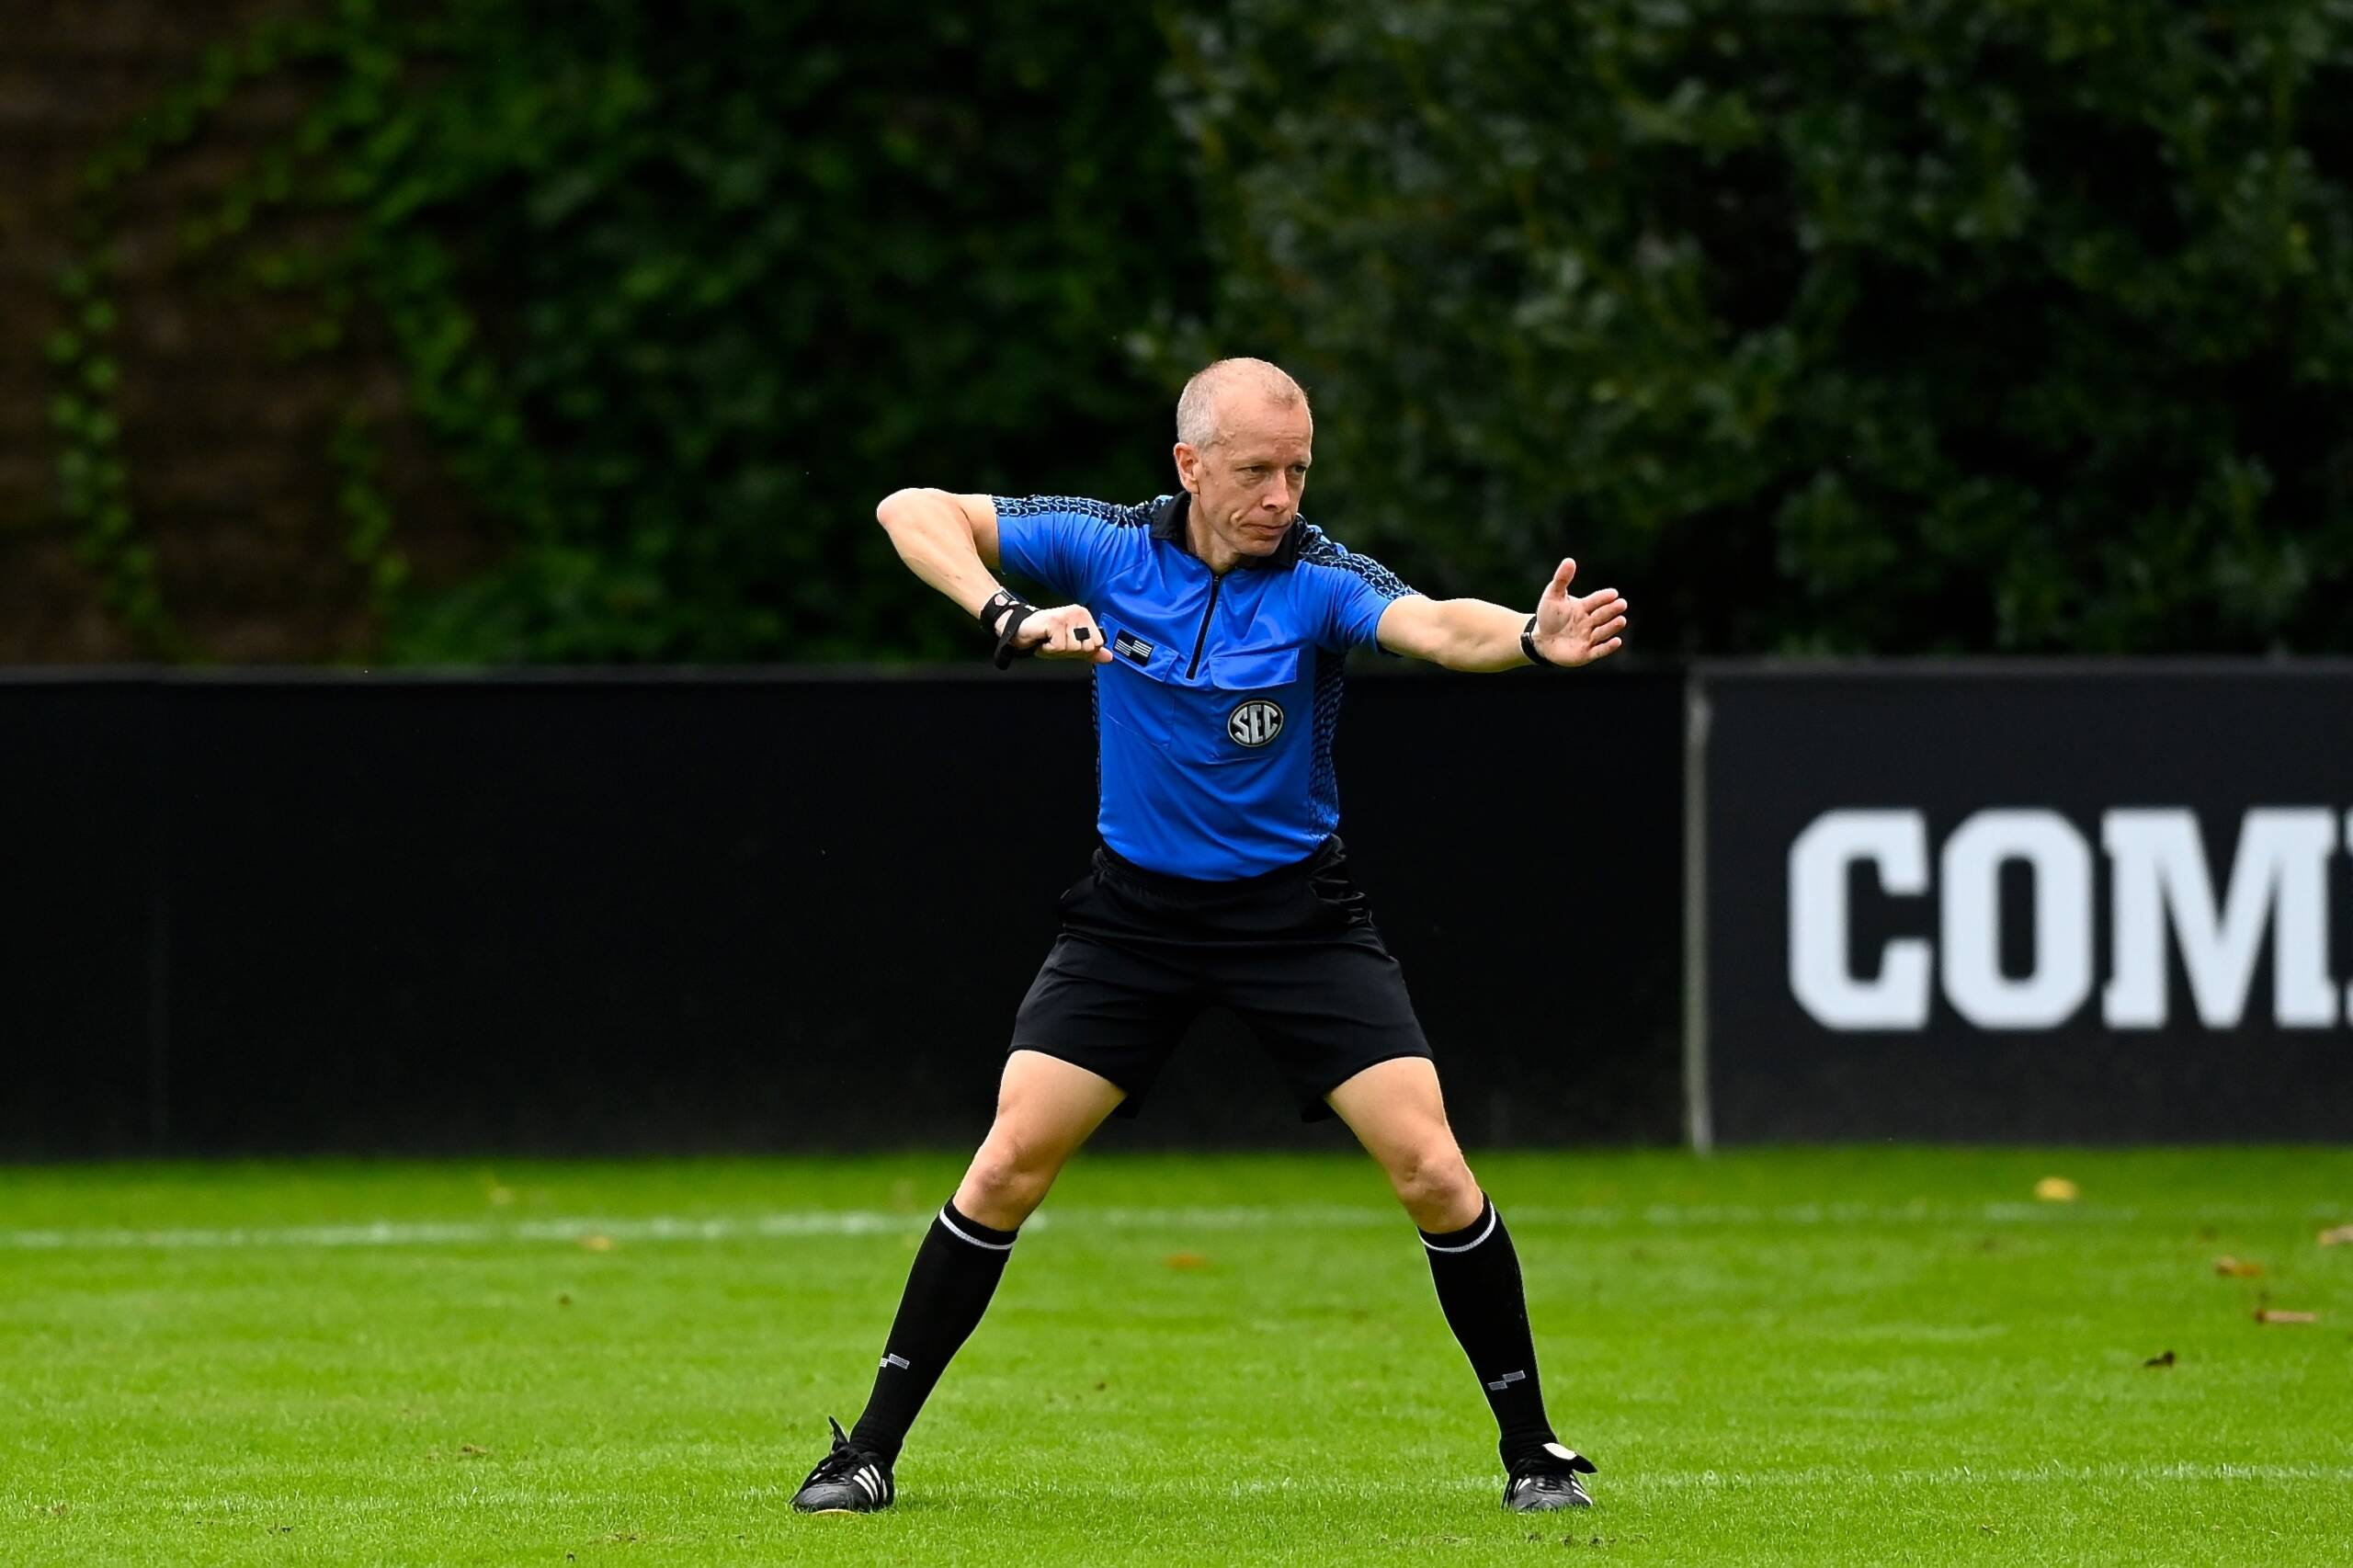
1520, 614, 1561, 668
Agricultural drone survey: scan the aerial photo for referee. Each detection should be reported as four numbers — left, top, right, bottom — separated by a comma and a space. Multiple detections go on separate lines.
792, 358, 1629, 1517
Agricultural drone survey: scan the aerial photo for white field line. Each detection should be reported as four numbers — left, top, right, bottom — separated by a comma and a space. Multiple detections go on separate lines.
1, 1199, 2344, 1253
1185, 1460, 2353, 1496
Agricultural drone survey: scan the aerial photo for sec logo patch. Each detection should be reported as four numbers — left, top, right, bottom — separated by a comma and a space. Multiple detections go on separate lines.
1227, 699, 1284, 747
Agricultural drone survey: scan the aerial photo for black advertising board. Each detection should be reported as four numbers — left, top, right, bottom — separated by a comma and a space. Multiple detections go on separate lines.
1694, 665, 2353, 1143
0, 677, 157, 1158
1, 665, 1682, 1158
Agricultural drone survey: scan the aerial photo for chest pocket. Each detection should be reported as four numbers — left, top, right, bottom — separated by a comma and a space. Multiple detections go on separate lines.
1099, 624, 1181, 744
1191, 644, 1302, 763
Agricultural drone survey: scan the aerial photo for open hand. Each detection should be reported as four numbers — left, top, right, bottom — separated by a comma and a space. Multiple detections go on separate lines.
1532, 558, 1628, 666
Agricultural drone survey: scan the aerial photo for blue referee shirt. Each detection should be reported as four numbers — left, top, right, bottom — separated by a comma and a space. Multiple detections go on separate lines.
995, 492, 1416, 881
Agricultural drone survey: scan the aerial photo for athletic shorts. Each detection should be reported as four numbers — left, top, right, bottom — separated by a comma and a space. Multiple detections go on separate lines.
1007, 835, 1432, 1121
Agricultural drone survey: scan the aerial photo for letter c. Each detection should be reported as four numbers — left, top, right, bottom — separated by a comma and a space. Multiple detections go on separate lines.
1788, 810, 1932, 1029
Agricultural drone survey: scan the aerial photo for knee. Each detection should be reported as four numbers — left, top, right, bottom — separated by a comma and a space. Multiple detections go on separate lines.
1386, 1140, 1482, 1233
958, 1131, 1059, 1228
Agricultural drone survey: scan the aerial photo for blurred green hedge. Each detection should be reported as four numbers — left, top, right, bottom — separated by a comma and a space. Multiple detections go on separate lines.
395, 0, 1211, 660
66, 0, 2353, 656
67, 0, 1204, 661
1172, 0, 2353, 653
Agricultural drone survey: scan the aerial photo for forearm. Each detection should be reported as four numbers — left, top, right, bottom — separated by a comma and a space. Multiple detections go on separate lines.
1421, 597, 1537, 672
876, 487, 1000, 619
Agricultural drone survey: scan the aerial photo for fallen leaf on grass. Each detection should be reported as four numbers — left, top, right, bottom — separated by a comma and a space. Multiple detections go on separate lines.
2319, 1224, 2353, 1247
2213, 1256, 2263, 1278
2033, 1176, 2078, 1202
2142, 1350, 2176, 1369
2253, 1309, 2318, 1325
1164, 1251, 1210, 1269
459, 1444, 490, 1458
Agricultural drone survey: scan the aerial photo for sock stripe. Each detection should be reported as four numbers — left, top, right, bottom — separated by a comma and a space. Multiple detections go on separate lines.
1420, 1202, 1498, 1254
936, 1205, 1017, 1252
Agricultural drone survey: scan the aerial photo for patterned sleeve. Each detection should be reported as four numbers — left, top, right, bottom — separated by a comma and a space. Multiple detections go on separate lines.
1296, 528, 1416, 653
991, 495, 1148, 604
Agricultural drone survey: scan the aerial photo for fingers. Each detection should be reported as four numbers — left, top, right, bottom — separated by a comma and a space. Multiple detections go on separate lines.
1013, 611, 1057, 649
1030, 607, 1108, 659
1575, 589, 1628, 645
1559, 586, 1630, 664
1549, 557, 1578, 596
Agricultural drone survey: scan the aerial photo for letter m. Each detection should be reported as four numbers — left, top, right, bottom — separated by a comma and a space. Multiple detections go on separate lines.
2101, 809, 2336, 1028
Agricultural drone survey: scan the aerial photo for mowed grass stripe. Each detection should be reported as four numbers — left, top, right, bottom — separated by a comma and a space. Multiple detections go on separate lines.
6, 1148, 2351, 1567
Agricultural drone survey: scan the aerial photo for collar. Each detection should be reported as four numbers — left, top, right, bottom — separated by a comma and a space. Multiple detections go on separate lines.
1151, 492, 1306, 570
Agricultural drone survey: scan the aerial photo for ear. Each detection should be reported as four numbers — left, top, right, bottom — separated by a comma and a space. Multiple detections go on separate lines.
1173, 442, 1203, 495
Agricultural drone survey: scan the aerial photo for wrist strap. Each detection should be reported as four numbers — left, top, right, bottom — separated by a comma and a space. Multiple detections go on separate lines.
1521, 614, 1560, 669
977, 589, 1024, 632
980, 590, 1040, 669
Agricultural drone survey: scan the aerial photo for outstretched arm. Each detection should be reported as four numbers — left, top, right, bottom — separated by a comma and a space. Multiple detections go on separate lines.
875, 487, 1110, 662
1374, 558, 1629, 671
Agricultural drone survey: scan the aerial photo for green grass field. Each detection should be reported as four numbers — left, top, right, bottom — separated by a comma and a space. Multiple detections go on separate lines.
6, 1147, 2350, 1566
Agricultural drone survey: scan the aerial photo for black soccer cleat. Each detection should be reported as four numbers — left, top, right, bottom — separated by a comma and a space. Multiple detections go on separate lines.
790, 1417, 895, 1514
1504, 1442, 1597, 1512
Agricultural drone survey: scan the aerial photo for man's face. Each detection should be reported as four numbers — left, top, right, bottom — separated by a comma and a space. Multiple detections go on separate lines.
1175, 394, 1313, 560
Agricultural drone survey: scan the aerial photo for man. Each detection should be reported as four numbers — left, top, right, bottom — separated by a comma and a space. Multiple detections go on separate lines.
792, 358, 1629, 1517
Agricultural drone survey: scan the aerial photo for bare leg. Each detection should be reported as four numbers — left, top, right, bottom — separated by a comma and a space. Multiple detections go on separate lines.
953, 1049, 1128, 1229
1324, 1055, 1484, 1231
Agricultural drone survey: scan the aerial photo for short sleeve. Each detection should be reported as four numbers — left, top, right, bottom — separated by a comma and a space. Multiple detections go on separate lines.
992, 495, 1148, 604
1296, 528, 1415, 653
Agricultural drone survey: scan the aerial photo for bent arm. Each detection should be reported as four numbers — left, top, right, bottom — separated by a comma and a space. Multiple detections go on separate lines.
875, 487, 1005, 619
875, 487, 1112, 663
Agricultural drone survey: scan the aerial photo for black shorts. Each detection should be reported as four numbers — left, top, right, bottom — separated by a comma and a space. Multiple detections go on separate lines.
1008, 836, 1432, 1121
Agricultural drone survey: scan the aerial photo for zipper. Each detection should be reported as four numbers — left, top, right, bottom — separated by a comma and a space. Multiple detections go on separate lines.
1185, 573, 1224, 680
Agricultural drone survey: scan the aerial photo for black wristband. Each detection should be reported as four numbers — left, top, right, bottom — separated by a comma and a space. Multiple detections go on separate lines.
1521, 614, 1561, 668
977, 589, 1029, 635
981, 591, 1041, 670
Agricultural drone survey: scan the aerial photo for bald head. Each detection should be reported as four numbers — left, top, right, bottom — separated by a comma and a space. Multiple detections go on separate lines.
1170, 358, 1315, 572
1176, 358, 1311, 449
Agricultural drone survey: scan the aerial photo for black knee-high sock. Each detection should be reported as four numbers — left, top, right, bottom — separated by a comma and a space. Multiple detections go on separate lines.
848, 1200, 1018, 1463
1420, 1196, 1559, 1466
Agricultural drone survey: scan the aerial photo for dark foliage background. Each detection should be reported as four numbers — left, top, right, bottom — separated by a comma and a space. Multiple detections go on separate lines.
397, 0, 1210, 660
1169, 0, 2353, 653
40, 0, 2353, 658
53, 0, 1205, 661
